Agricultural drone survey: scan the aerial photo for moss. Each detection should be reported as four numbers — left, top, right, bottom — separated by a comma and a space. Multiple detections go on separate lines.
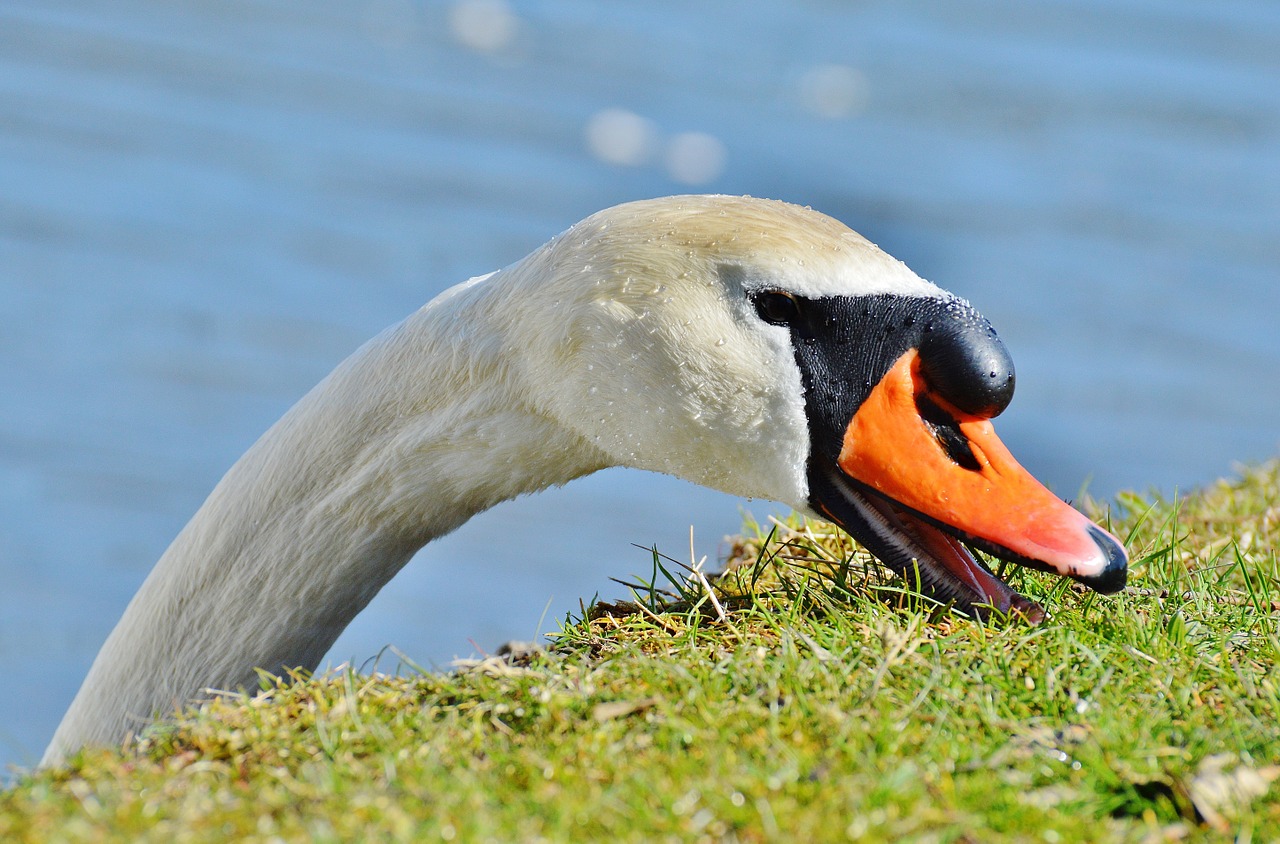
5, 462, 1279, 841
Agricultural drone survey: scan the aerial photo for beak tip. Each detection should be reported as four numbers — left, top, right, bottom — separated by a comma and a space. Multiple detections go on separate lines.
1078, 524, 1129, 594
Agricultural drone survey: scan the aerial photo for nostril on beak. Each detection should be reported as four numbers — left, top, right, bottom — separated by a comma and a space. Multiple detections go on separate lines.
916, 394, 981, 470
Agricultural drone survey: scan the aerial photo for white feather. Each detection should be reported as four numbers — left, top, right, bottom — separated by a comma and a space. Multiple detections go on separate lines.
42, 194, 943, 766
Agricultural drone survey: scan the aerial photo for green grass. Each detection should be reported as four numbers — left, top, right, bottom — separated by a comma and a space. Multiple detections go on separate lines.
4, 463, 1279, 842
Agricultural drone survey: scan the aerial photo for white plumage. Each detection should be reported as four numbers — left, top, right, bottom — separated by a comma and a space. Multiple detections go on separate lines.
45, 195, 948, 765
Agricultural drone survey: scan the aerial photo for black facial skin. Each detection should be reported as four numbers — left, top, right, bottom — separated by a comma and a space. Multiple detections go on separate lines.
746, 287, 1128, 599
748, 290, 1016, 468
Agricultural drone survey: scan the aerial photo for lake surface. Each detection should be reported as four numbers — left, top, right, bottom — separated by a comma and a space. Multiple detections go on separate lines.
2, 0, 1278, 770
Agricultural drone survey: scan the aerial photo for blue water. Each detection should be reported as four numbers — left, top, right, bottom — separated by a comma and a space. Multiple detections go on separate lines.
2, 0, 1278, 770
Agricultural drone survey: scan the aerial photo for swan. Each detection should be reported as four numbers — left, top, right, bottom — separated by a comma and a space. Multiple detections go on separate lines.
42, 195, 1127, 767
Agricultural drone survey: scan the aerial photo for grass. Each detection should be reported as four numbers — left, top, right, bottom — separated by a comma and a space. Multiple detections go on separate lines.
3, 462, 1279, 842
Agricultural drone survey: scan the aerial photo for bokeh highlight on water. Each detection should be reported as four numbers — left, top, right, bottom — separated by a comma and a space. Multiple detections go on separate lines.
2, 0, 1278, 769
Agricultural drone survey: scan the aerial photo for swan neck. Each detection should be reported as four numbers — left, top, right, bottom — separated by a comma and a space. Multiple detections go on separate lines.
43, 283, 604, 765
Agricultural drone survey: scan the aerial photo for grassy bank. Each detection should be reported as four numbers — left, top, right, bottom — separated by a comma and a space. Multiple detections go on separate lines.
4, 463, 1279, 842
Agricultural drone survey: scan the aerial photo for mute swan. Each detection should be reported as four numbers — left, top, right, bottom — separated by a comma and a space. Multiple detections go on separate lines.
43, 195, 1127, 767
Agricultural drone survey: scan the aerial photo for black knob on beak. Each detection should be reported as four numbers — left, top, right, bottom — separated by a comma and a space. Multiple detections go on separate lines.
918, 305, 1015, 419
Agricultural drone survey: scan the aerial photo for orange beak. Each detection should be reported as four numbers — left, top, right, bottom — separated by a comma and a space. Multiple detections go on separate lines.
833, 349, 1127, 612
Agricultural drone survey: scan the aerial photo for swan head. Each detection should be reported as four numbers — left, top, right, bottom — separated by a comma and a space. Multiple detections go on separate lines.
509, 195, 1127, 620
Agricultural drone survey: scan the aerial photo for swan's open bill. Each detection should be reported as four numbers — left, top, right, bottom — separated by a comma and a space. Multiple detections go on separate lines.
42, 195, 1127, 767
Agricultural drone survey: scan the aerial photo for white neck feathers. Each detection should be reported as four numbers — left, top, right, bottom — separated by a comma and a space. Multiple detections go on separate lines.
43, 269, 607, 764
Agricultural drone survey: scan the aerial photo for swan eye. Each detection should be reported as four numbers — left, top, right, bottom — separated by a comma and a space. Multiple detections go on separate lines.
752, 291, 801, 327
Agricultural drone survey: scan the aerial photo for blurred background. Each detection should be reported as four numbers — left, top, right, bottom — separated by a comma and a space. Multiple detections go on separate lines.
2, 0, 1277, 769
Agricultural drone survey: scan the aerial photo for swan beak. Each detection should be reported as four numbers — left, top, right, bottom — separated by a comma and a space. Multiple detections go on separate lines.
834, 349, 1128, 613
